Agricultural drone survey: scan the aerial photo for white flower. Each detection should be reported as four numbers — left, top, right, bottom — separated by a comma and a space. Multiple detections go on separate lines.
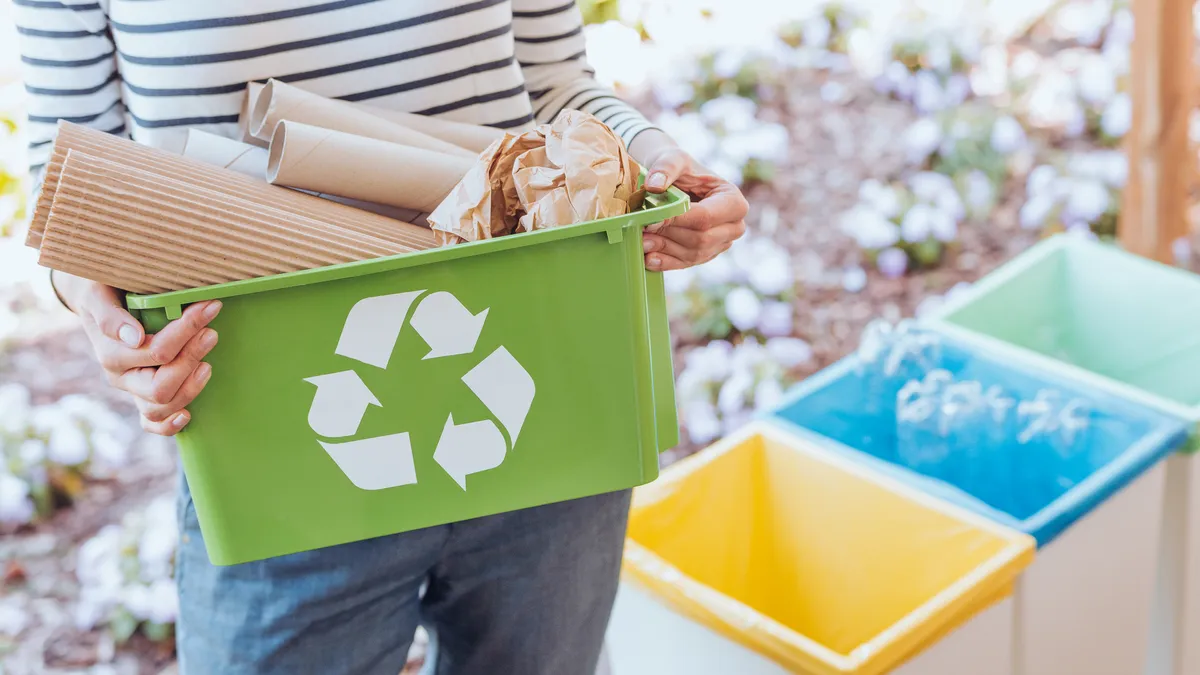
753, 378, 786, 412
746, 248, 793, 296
925, 37, 953, 73
858, 179, 902, 219
803, 15, 832, 50
767, 336, 813, 368
663, 269, 694, 295
684, 400, 722, 445
0, 472, 34, 526
841, 266, 868, 293
1027, 164, 1059, 197
879, 60, 914, 99
90, 432, 128, 468
729, 123, 790, 163
707, 156, 744, 186
1020, 193, 1058, 230
757, 301, 794, 338
0, 384, 31, 436
903, 117, 943, 165
943, 74, 970, 108
928, 206, 958, 242
695, 254, 737, 285
1101, 93, 1131, 138
48, 425, 90, 467
145, 579, 178, 625
1173, 237, 1192, 266
1076, 54, 1116, 104
700, 95, 758, 134
964, 170, 994, 214
913, 71, 947, 113
876, 247, 909, 278
122, 584, 153, 621
721, 410, 754, 436
724, 287, 763, 332
18, 439, 46, 466
841, 205, 900, 249
655, 112, 717, 160
0, 601, 29, 637
1064, 178, 1111, 223
908, 171, 957, 204
684, 341, 733, 382
717, 370, 755, 415
990, 116, 1026, 155
1064, 102, 1087, 137
901, 204, 934, 242
819, 81, 848, 104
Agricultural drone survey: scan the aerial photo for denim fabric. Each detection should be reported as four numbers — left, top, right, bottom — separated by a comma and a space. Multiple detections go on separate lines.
175, 474, 631, 675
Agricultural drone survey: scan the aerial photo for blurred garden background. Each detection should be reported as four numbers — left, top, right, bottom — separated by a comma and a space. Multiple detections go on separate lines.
1, 0, 1197, 672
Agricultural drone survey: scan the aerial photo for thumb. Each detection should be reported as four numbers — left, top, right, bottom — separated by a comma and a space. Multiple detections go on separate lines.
644, 150, 688, 194
82, 285, 145, 348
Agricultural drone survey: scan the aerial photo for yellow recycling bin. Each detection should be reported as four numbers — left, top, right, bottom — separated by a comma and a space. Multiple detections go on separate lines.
605, 423, 1035, 675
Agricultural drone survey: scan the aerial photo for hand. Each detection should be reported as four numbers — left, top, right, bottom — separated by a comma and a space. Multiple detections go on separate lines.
59, 274, 221, 436
630, 132, 748, 271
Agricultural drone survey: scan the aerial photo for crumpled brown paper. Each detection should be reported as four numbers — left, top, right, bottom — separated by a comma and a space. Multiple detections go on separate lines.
427, 110, 641, 245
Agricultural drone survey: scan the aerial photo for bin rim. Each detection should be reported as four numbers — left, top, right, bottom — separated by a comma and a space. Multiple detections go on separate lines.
624, 421, 1035, 675
762, 344, 1191, 546
125, 184, 689, 313
925, 234, 1200, 423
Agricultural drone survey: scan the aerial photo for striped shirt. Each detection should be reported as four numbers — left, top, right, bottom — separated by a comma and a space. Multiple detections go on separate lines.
14, 0, 657, 178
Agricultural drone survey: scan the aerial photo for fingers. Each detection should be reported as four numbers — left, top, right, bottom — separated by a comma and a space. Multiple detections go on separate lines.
136, 362, 212, 425
670, 183, 750, 232
644, 148, 690, 193
116, 328, 218, 404
140, 409, 191, 437
143, 301, 222, 365
90, 300, 221, 376
80, 284, 145, 348
643, 220, 744, 270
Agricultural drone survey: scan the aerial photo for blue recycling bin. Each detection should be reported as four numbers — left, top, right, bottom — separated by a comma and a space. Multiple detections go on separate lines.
765, 332, 1189, 675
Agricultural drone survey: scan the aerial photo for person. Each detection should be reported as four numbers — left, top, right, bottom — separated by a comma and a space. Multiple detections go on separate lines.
16, 1, 748, 673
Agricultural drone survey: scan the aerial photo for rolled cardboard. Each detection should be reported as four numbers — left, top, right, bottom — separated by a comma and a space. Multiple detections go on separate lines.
250, 79, 474, 157
28, 122, 438, 252
356, 104, 506, 153
40, 151, 411, 293
183, 128, 269, 178
267, 121, 473, 213
183, 129, 426, 223
237, 82, 268, 148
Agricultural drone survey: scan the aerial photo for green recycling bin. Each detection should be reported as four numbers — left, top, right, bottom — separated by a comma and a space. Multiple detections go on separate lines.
926, 234, 1200, 675
127, 188, 688, 565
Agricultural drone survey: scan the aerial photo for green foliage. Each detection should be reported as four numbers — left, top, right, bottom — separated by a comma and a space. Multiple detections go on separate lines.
577, 0, 620, 25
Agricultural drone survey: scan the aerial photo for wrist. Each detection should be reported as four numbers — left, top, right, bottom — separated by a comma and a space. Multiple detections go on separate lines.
50, 270, 87, 314
627, 128, 678, 168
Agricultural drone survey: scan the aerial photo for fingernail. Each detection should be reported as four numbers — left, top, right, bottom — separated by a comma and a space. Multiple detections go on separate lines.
203, 301, 222, 320
196, 363, 212, 384
201, 329, 218, 350
643, 238, 654, 252
118, 324, 141, 348
648, 255, 661, 269
646, 172, 667, 190
172, 412, 189, 428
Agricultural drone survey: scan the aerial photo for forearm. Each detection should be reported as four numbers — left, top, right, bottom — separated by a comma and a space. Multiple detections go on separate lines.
50, 269, 92, 314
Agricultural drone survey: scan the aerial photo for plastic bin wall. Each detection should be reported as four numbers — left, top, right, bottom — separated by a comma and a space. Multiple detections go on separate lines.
769, 328, 1188, 675
926, 235, 1200, 675
127, 190, 688, 565
605, 422, 1035, 675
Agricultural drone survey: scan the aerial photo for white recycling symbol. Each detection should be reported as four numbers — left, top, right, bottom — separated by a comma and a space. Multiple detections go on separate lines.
303, 290, 535, 491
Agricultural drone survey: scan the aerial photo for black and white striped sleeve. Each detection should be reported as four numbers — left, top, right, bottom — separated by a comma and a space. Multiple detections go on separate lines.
14, 0, 127, 180
512, 0, 657, 148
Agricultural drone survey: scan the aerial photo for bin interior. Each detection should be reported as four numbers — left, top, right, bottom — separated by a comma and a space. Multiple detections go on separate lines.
939, 238, 1200, 410
770, 340, 1184, 543
626, 430, 1021, 663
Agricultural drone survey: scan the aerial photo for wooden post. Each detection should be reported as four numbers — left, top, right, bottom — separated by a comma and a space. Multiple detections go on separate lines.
1122, 0, 1193, 263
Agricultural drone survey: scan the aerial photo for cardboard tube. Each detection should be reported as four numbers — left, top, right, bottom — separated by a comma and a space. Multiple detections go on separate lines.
183, 129, 426, 222
28, 122, 438, 252
267, 121, 473, 213
357, 104, 507, 153
237, 82, 268, 148
183, 128, 269, 178
39, 151, 411, 293
250, 79, 474, 157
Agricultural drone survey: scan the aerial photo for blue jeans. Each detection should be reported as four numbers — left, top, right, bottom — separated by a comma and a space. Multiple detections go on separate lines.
175, 474, 631, 675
